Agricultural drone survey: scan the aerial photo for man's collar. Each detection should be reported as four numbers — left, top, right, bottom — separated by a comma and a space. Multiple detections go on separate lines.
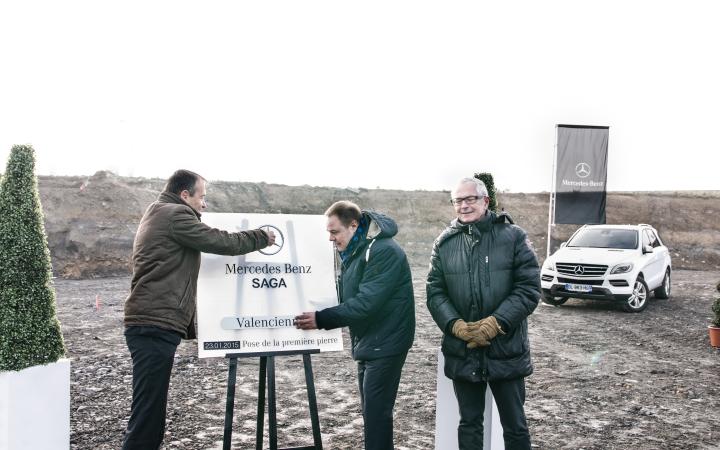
454, 211, 493, 235
158, 191, 202, 219
457, 210, 492, 227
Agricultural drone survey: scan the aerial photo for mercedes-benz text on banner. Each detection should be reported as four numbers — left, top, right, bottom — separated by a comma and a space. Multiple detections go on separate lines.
196, 213, 343, 358
555, 124, 609, 224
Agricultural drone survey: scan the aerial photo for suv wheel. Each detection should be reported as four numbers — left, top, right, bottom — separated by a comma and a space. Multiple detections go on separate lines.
654, 269, 671, 299
542, 293, 568, 306
623, 276, 649, 312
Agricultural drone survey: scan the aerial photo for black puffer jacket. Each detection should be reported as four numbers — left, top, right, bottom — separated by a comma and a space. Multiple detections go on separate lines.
426, 211, 540, 382
316, 211, 415, 361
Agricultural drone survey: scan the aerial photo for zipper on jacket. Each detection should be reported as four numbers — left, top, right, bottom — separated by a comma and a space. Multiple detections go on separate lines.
468, 228, 481, 320
481, 225, 495, 380
485, 255, 490, 286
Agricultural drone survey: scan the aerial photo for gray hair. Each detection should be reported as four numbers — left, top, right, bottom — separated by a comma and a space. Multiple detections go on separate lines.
454, 177, 488, 198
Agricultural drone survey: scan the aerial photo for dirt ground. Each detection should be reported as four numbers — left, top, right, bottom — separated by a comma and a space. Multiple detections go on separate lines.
58, 267, 719, 450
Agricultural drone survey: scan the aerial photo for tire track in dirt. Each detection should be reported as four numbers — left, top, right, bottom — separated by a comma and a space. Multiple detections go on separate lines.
56, 270, 719, 449
527, 270, 719, 449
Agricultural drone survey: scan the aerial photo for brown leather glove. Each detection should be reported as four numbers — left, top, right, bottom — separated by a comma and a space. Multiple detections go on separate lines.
466, 316, 505, 349
451, 319, 473, 342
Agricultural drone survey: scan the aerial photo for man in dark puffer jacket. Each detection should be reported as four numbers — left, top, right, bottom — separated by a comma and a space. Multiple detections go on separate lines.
295, 200, 415, 450
427, 177, 540, 450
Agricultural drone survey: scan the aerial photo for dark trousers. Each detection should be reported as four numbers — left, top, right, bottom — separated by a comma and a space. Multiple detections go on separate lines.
356, 352, 408, 450
122, 326, 182, 450
452, 377, 531, 450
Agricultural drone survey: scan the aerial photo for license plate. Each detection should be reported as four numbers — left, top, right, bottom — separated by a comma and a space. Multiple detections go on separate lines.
565, 283, 592, 293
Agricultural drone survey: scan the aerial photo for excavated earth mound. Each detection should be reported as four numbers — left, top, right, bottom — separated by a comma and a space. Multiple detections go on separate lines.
38, 172, 720, 277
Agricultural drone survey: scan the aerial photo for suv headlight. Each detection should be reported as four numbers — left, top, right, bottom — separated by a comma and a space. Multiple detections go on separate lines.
610, 263, 634, 274
542, 260, 555, 271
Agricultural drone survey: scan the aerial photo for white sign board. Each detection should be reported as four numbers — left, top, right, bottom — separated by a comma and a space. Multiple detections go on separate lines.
196, 213, 343, 358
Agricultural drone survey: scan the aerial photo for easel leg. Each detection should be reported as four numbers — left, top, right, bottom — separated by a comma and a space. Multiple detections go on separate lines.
255, 356, 267, 450
227, 351, 323, 450
223, 357, 238, 450
268, 356, 278, 450
303, 353, 323, 450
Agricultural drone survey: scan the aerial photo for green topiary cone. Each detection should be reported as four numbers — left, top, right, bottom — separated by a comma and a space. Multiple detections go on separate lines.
0, 144, 66, 371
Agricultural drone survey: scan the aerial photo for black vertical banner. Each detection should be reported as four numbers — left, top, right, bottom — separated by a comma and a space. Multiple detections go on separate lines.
554, 125, 608, 224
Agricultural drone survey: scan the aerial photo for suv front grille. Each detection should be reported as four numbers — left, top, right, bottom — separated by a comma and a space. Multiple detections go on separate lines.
556, 263, 608, 277
557, 277, 604, 286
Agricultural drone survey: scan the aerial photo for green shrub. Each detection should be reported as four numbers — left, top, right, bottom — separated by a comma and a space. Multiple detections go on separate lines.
474, 172, 498, 212
0, 145, 65, 371
712, 281, 720, 328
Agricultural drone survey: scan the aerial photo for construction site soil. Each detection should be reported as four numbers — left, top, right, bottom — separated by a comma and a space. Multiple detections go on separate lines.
37, 173, 719, 449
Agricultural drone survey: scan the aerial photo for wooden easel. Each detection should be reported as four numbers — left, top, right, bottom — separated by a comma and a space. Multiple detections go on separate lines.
223, 349, 323, 450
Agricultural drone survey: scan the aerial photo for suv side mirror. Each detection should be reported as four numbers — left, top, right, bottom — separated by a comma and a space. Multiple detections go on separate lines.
560, 242, 567, 248
643, 245, 654, 254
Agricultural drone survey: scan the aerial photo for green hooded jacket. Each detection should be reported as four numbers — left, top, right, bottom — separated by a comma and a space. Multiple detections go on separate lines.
315, 210, 415, 361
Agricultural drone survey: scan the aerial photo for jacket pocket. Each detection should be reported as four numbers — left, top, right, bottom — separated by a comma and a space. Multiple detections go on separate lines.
441, 334, 467, 359
487, 351, 533, 381
487, 323, 527, 360
179, 278, 193, 311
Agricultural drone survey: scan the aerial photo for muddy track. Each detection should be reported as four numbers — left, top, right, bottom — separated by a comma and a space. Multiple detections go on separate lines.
57, 269, 719, 449
527, 270, 719, 450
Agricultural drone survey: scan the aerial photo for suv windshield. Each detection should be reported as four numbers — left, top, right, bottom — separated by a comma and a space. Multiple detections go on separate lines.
567, 228, 638, 249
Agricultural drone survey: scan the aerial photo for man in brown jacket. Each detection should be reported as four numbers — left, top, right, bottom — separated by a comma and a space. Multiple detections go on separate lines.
122, 169, 275, 450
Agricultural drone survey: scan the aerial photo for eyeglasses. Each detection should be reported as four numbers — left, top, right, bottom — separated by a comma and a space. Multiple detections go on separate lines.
450, 196, 481, 206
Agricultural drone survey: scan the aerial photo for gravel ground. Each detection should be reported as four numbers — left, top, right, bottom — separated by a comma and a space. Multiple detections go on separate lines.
58, 268, 720, 449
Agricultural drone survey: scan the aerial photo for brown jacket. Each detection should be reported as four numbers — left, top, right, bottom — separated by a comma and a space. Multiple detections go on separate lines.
124, 192, 269, 338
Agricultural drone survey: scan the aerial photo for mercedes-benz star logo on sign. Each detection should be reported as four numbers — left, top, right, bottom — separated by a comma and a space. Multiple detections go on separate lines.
259, 225, 285, 255
575, 162, 591, 178
574, 265, 585, 275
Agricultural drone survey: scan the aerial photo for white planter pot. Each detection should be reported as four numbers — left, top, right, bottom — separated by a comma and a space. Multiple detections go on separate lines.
0, 358, 70, 450
434, 351, 504, 450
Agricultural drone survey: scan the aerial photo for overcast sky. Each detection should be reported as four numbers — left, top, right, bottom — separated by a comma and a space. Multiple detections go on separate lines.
1, 1, 718, 193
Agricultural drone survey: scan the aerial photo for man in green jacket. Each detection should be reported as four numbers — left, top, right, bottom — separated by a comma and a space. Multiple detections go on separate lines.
295, 200, 415, 450
426, 177, 540, 450
122, 169, 275, 450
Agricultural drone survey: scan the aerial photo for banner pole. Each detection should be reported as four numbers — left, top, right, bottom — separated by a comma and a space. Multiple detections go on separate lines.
547, 125, 558, 258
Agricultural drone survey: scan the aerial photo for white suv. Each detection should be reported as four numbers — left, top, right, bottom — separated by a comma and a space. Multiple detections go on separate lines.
541, 224, 672, 312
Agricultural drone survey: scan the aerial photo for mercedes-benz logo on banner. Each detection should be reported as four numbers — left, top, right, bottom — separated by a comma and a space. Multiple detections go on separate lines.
574, 265, 585, 275
575, 162, 591, 178
258, 225, 285, 255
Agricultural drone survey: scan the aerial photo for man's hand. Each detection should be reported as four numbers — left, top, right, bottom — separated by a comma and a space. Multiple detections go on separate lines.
452, 319, 473, 341
466, 335, 490, 349
265, 230, 276, 247
295, 312, 317, 330
466, 316, 504, 348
